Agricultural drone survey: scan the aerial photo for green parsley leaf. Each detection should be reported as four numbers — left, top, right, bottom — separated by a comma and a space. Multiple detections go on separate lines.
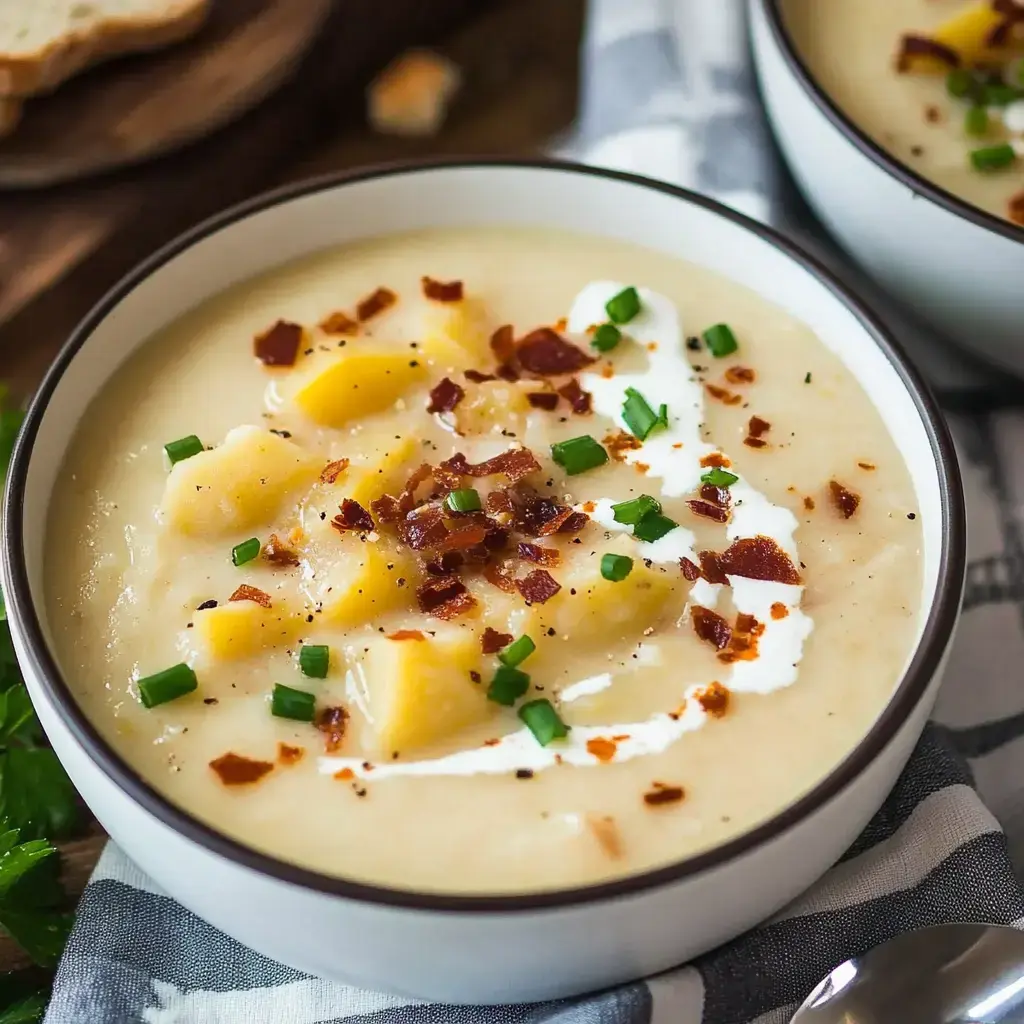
0, 905, 73, 968
0, 991, 48, 1024
0, 748, 82, 843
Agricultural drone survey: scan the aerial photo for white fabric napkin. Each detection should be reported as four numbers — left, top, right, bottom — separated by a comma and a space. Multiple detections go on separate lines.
45, 2, 1024, 1022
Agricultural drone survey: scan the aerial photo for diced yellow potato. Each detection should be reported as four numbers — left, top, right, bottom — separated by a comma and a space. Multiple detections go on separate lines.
342, 436, 419, 506
194, 601, 301, 661
901, 2, 1013, 73
161, 426, 321, 538
320, 541, 419, 629
455, 380, 531, 436
419, 297, 491, 370
510, 545, 683, 643
292, 351, 426, 427
356, 628, 491, 755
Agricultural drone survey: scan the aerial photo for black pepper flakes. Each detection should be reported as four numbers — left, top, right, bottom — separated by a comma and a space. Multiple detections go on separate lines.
515, 768, 535, 780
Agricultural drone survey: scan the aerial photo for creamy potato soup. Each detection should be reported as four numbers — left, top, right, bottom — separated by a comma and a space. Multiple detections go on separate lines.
46, 227, 923, 894
784, 0, 1024, 226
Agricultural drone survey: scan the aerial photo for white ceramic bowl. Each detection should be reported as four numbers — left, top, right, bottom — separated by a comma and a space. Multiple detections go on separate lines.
749, 0, 1024, 376
1, 160, 964, 1004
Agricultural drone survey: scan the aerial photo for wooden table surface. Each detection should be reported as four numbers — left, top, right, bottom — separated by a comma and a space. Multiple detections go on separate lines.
0, 0, 584, 972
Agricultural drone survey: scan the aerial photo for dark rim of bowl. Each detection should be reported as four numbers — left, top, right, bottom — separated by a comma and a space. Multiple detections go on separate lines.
2, 157, 965, 914
760, 0, 1024, 245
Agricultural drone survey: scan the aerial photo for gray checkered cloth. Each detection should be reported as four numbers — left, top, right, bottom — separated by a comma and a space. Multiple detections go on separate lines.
45, 2, 1024, 1022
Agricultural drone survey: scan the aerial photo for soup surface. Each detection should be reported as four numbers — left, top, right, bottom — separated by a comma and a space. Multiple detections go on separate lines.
46, 227, 923, 894
783, 0, 1024, 226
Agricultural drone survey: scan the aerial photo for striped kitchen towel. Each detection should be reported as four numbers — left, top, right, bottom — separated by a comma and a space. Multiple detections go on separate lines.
45, 2, 1024, 1022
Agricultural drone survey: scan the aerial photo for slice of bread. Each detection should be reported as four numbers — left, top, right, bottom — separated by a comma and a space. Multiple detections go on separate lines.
0, 0, 211, 98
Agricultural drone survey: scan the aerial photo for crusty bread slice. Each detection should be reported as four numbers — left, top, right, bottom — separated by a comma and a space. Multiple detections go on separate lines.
0, 0, 211, 98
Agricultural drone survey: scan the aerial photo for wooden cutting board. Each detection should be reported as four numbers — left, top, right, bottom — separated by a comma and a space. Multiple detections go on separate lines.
0, 0, 333, 188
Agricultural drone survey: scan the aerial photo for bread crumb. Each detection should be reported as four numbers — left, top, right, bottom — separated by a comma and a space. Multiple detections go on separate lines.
367, 49, 461, 137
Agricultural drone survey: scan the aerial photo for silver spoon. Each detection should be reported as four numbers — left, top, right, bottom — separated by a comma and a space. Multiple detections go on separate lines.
791, 923, 1024, 1023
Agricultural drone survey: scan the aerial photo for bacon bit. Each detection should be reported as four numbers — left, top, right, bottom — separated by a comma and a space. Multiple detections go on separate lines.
857, 461, 876, 471
586, 737, 618, 763
1010, 191, 1024, 227
744, 437, 768, 449
725, 366, 756, 385
331, 499, 375, 534
427, 376, 465, 414
398, 509, 448, 550
229, 585, 272, 608
526, 391, 559, 411
422, 276, 464, 302
370, 494, 403, 523
554, 317, 568, 332
748, 416, 771, 438
464, 369, 497, 383
646, 342, 658, 352
604, 430, 643, 461
516, 327, 596, 376
719, 614, 764, 664
316, 706, 349, 754
686, 500, 729, 524
895, 34, 959, 72
804, 496, 815, 511
486, 489, 514, 514
416, 575, 476, 618
481, 627, 513, 654
490, 324, 516, 363
635, 462, 650, 474
277, 743, 304, 765
435, 522, 489, 552
483, 738, 501, 747
254, 320, 303, 367
829, 480, 861, 520
320, 458, 350, 484
680, 558, 701, 582
210, 753, 274, 786
700, 550, 729, 585
334, 767, 355, 781
672, 443, 683, 449
700, 483, 729, 507
516, 569, 561, 605
705, 384, 742, 406
388, 629, 427, 641
559, 511, 590, 535
517, 542, 560, 566
356, 287, 397, 322
720, 536, 801, 585
514, 493, 574, 537
644, 783, 685, 807
263, 533, 299, 567
439, 448, 541, 485
600, 364, 615, 379
695, 681, 730, 718
770, 602, 789, 620
558, 378, 593, 415
701, 452, 731, 468
585, 815, 623, 859
398, 463, 434, 512
484, 561, 517, 592
691, 606, 732, 650
424, 551, 464, 575
320, 311, 359, 335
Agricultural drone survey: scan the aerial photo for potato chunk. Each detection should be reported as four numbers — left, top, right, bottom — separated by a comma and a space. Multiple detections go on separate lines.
419, 297, 490, 370
901, 2, 1008, 72
194, 601, 301, 661
455, 380, 531, 436
161, 426, 320, 537
320, 541, 418, 629
292, 351, 426, 427
340, 436, 419, 506
355, 629, 491, 755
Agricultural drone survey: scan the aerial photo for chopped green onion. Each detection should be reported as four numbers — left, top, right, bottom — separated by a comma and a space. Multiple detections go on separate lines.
622, 388, 669, 441
702, 323, 739, 358
164, 435, 204, 465
487, 665, 531, 706
982, 83, 1021, 106
591, 323, 622, 353
611, 494, 662, 525
271, 683, 316, 722
299, 644, 330, 679
231, 538, 261, 566
970, 143, 1016, 172
700, 467, 739, 487
551, 435, 609, 476
804, 372, 812, 384
605, 286, 641, 325
499, 635, 536, 668
633, 510, 678, 543
600, 553, 633, 582
964, 106, 989, 136
138, 663, 197, 708
446, 488, 482, 513
519, 699, 569, 745
945, 68, 975, 98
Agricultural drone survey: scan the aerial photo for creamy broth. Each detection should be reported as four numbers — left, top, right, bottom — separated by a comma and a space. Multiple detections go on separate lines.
46, 227, 922, 894
783, 0, 1024, 226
